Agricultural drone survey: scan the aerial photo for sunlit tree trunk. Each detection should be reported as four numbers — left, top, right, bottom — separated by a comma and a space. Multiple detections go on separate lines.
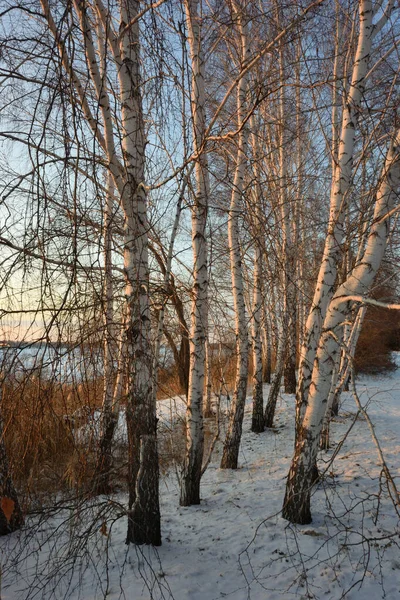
250, 116, 264, 433
221, 3, 250, 469
263, 23, 295, 424
296, 1, 374, 435
283, 129, 400, 524
180, 0, 209, 506
262, 307, 272, 384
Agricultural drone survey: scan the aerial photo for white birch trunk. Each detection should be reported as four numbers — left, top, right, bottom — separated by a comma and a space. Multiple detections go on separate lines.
248, 112, 264, 432
204, 340, 213, 418
296, 1, 374, 431
264, 26, 295, 423
283, 129, 400, 524
220, 4, 250, 469
40, 0, 161, 544
180, 0, 209, 506
117, 0, 160, 545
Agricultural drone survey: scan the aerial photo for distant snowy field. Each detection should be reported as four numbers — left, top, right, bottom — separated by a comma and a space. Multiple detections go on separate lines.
1, 355, 399, 600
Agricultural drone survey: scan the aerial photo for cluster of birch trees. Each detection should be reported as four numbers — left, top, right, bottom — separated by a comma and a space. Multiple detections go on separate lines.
0, 0, 400, 545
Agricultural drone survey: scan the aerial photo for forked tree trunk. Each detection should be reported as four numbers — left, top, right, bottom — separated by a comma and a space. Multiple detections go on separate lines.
221, 4, 250, 469
295, 1, 374, 434
331, 305, 366, 415
180, 0, 209, 506
283, 130, 400, 524
41, 0, 161, 544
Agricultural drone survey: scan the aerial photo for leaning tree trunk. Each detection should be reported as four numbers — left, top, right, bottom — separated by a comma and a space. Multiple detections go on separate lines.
264, 334, 284, 428
283, 129, 400, 524
220, 4, 250, 469
180, 0, 209, 506
262, 308, 272, 384
295, 0, 374, 435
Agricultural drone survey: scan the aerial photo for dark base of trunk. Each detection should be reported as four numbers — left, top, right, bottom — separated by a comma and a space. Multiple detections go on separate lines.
310, 462, 319, 484
331, 393, 340, 416
220, 447, 239, 469
179, 486, 201, 506
284, 364, 296, 394
93, 414, 118, 496
126, 505, 161, 546
126, 435, 161, 546
180, 444, 203, 506
320, 427, 330, 451
282, 486, 312, 525
220, 376, 247, 470
251, 381, 264, 433
282, 463, 315, 525
263, 360, 271, 384
220, 423, 241, 468
264, 370, 282, 428
251, 414, 265, 433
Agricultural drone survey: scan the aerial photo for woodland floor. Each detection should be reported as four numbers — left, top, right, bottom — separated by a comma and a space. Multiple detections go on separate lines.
1, 355, 400, 600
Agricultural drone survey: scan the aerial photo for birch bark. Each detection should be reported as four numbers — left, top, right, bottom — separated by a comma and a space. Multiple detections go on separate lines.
248, 113, 264, 433
220, 3, 250, 469
296, 0, 375, 433
117, 0, 160, 545
180, 0, 209, 506
40, 0, 161, 545
283, 129, 400, 524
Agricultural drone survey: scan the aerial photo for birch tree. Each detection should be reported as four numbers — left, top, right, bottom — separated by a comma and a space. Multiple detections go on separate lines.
38, 0, 161, 545
283, 127, 400, 524
220, 0, 250, 469
295, 0, 397, 435
180, 0, 210, 505
250, 113, 265, 434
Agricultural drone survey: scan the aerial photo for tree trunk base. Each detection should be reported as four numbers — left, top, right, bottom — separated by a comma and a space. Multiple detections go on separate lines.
93, 413, 118, 496
264, 369, 282, 428
180, 447, 202, 506
284, 364, 296, 395
320, 428, 330, 451
126, 435, 161, 546
251, 381, 264, 433
251, 415, 265, 433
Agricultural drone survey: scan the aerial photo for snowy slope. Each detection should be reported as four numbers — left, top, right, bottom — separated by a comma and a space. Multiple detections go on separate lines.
1, 356, 399, 600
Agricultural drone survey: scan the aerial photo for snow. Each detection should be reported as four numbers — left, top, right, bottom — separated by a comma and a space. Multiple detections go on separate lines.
1, 356, 400, 600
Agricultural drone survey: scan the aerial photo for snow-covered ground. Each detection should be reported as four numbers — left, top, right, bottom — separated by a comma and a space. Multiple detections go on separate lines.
1, 356, 399, 600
